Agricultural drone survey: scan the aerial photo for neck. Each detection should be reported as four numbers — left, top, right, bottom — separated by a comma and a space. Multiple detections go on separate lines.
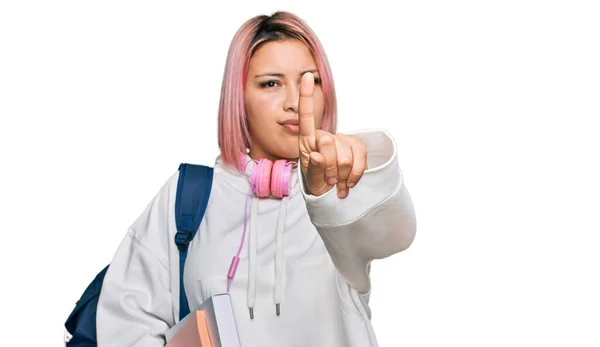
248, 148, 298, 163
248, 148, 278, 163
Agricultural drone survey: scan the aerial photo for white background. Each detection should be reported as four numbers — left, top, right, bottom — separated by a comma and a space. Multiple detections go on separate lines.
1, 1, 599, 346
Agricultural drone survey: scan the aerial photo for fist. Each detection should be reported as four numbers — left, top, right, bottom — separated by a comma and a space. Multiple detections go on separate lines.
298, 72, 367, 198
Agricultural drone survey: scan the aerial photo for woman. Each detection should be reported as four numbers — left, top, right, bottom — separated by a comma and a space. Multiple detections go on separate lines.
96, 11, 416, 347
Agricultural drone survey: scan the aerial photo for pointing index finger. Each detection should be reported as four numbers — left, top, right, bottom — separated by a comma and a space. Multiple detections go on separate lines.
298, 72, 316, 138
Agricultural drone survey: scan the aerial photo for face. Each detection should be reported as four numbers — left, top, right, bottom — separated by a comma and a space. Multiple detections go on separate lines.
244, 39, 324, 162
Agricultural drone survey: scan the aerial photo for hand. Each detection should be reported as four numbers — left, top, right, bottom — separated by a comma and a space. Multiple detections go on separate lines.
298, 72, 367, 198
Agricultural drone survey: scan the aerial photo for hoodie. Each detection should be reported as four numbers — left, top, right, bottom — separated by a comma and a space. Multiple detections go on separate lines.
96, 128, 417, 346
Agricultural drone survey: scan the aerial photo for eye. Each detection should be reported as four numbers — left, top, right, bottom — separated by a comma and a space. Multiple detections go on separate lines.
260, 80, 279, 88
314, 77, 322, 85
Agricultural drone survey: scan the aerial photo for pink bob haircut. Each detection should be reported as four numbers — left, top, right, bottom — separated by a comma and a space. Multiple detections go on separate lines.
217, 11, 337, 171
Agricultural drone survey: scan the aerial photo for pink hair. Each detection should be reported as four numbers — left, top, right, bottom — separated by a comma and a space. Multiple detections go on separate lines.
217, 11, 337, 171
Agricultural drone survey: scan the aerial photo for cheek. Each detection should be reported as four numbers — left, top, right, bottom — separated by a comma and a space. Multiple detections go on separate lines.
246, 93, 280, 129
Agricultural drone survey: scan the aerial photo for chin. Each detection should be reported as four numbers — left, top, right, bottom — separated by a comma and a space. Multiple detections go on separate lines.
272, 144, 300, 162
276, 151, 299, 162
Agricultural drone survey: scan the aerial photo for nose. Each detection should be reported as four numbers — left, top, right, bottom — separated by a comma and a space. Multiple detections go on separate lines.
283, 84, 299, 113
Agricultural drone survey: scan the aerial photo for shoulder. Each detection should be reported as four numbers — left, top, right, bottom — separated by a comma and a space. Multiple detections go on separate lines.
135, 160, 231, 234
142, 162, 218, 218
128, 169, 180, 239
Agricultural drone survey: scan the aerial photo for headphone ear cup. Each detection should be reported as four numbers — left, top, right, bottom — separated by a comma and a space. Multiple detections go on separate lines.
271, 160, 293, 198
271, 160, 283, 198
251, 158, 273, 198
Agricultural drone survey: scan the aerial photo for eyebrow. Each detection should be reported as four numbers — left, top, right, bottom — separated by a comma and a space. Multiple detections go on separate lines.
254, 69, 319, 78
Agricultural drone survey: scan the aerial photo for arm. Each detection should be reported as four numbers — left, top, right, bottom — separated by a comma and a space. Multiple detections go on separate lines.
96, 173, 179, 346
299, 129, 417, 294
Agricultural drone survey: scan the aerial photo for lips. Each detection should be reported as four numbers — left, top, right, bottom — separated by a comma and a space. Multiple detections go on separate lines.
280, 119, 299, 125
280, 119, 299, 134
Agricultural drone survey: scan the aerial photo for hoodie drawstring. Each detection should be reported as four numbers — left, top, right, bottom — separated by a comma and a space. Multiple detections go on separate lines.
227, 187, 253, 292
247, 193, 258, 319
226, 186, 258, 319
274, 195, 288, 316
226, 166, 296, 320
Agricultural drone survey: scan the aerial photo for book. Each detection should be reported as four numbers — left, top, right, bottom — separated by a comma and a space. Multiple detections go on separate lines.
166, 310, 212, 347
166, 293, 241, 347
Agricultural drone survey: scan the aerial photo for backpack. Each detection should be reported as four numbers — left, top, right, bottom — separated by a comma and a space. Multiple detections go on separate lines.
64, 163, 214, 346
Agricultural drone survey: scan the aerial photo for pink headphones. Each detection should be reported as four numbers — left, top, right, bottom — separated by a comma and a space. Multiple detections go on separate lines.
239, 152, 295, 198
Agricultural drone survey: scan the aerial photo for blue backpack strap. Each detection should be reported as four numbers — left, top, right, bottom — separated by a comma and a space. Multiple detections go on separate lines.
174, 163, 213, 321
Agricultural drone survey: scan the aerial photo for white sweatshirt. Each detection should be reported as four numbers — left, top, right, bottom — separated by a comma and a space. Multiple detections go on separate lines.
96, 129, 417, 347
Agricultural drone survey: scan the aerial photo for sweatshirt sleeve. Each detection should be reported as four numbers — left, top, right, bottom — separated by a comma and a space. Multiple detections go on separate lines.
299, 129, 417, 295
96, 172, 179, 346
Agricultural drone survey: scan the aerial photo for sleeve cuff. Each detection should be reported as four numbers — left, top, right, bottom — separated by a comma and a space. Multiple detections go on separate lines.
298, 128, 403, 227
